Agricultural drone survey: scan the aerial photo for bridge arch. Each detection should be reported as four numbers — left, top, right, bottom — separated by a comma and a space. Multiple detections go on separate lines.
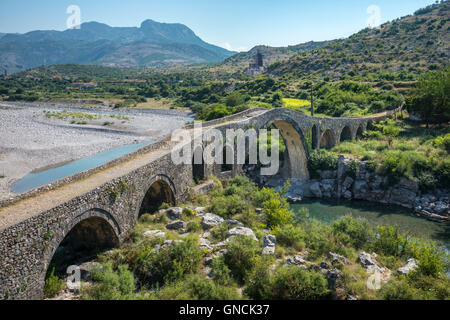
257, 118, 310, 179
340, 126, 352, 142
43, 208, 120, 294
320, 129, 335, 149
138, 174, 176, 216
356, 125, 364, 140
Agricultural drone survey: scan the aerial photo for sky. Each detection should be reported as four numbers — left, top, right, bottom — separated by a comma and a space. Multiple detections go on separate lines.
0, 0, 437, 52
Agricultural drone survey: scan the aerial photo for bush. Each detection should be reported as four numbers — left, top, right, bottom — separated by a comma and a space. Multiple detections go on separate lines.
273, 224, 306, 249
263, 267, 330, 300
187, 221, 202, 233
332, 216, 372, 249
244, 256, 272, 300
224, 236, 260, 283
210, 194, 247, 218
44, 267, 64, 299
408, 239, 448, 277
210, 256, 233, 286
263, 198, 294, 229
155, 274, 240, 300
372, 225, 409, 257
379, 278, 415, 300
308, 150, 339, 178
417, 171, 438, 192
135, 238, 203, 285
432, 133, 450, 153
183, 207, 197, 217
83, 263, 135, 300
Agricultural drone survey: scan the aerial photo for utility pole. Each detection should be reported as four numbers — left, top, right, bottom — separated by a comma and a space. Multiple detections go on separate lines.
310, 82, 314, 117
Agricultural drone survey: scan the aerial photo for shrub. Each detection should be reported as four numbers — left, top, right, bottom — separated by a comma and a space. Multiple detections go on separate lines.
210, 194, 247, 218
210, 256, 233, 286
432, 133, 450, 153
183, 207, 197, 217
224, 236, 260, 283
187, 221, 202, 233
264, 267, 330, 300
308, 150, 339, 178
243, 256, 272, 300
135, 238, 203, 285
417, 171, 438, 192
379, 278, 415, 300
83, 263, 135, 300
263, 198, 294, 229
44, 267, 64, 298
372, 225, 409, 257
332, 216, 372, 249
155, 274, 240, 300
210, 224, 229, 242
407, 239, 448, 277
273, 224, 306, 249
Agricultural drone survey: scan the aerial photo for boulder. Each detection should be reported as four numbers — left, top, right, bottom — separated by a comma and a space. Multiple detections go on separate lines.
202, 213, 225, 230
195, 207, 207, 214
357, 252, 391, 282
263, 235, 276, 248
310, 182, 323, 198
166, 207, 183, 220
327, 268, 342, 290
227, 227, 257, 241
262, 246, 275, 255
165, 220, 186, 231
327, 252, 349, 265
397, 259, 418, 275
225, 219, 244, 227
144, 230, 166, 239
162, 240, 183, 248
286, 255, 306, 266
199, 238, 213, 250
342, 176, 354, 190
320, 261, 330, 270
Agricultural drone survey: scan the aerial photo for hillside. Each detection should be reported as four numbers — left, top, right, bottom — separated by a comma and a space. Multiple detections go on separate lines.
0, 20, 236, 74
209, 41, 328, 75
267, 1, 450, 80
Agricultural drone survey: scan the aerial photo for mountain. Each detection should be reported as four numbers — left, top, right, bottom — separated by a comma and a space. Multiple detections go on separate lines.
0, 20, 236, 73
267, 1, 450, 79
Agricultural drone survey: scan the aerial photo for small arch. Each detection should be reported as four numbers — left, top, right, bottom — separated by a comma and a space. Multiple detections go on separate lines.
192, 146, 205, 182
45, 210, 120, 283
139, 177, 175, 216
311, 124, 319, 150
340, 126, 352, 142
356, 125, 364, 140
320, 129, 335, 149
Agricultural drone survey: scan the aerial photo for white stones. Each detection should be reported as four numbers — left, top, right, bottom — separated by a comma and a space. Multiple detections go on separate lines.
286, 255, 306, 266
327, 252, 349, 265
166, 207, 183, 220
144, 230, 166, 238
201, 213, 225, 230
199, 238, 213, 250
227, 227, 257, 241
397, 258, 418, 275
165, 220, 186, 231
357, 252, 391, 282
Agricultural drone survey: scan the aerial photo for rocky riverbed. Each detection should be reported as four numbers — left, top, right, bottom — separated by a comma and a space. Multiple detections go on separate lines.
0, 103, 190, 201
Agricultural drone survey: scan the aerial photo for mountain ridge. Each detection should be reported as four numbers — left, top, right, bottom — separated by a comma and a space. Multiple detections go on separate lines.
0, 20, 236, 73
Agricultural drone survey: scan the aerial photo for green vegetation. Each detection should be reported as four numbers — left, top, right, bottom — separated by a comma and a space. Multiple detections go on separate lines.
45, 176, 448, 300
43, 267, 65, 299
331, 118, 450, 190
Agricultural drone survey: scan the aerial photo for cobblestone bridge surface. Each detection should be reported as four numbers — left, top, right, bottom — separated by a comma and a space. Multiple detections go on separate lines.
0, 107, 400, 299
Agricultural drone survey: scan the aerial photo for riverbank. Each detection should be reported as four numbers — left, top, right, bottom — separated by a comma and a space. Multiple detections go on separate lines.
0, 103, 190, 201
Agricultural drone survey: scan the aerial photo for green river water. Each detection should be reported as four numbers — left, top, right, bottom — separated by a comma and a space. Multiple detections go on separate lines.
291, 199, 450, 250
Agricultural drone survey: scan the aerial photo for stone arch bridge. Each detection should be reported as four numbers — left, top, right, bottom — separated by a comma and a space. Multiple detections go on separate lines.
0, 107, 400, 299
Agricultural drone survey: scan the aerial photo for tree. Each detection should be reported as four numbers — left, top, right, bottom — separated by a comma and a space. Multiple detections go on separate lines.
409, 66, 450, 126
382, 123, 400, 148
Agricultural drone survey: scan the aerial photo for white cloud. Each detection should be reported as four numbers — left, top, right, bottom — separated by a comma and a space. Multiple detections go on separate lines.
223, 42, 248, 52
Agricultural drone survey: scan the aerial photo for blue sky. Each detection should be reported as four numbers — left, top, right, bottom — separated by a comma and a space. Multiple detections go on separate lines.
0, 0, 437, 51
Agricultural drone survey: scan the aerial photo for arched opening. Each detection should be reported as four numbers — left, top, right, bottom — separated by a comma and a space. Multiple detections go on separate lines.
47, 214, 119, 282
221, 145, 233, 172
311, 124, 318, 150
265, 120, 309, 179
340, 126, 352, 142
192, 147, 205, 183
139, 179, 175, 216
356, 125, 364, 140
320, 129, 335, 149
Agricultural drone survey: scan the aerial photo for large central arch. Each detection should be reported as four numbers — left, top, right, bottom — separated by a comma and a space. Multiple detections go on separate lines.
258, 119, 310, 179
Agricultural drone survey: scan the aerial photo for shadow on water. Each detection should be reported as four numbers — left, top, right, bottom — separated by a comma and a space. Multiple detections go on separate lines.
291, 199, 450, 250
